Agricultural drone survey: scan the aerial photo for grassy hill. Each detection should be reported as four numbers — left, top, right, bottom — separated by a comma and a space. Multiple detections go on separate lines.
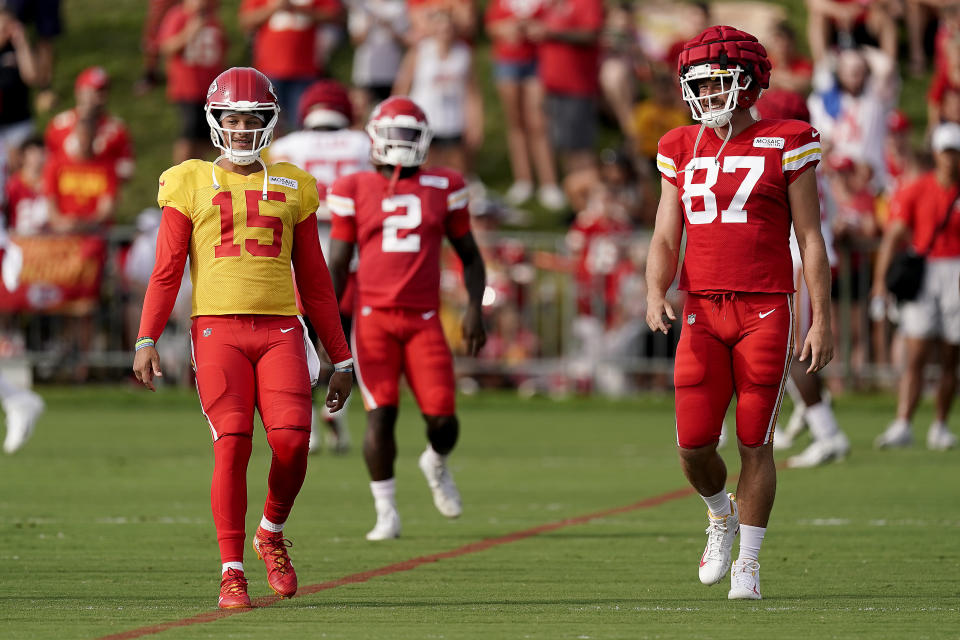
45, 0, 929, 227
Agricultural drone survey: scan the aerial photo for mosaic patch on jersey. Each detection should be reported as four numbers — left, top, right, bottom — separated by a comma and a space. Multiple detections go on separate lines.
753, 137, 784, 149
268, 176, 298, 189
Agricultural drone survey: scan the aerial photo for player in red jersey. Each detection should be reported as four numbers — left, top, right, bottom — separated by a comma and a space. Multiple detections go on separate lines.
132, 67, 352, 608
327, 96, 486, 541
645, 27, 833, 600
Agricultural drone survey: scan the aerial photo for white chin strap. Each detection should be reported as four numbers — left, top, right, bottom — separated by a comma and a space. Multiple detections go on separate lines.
211, 154, 271, 201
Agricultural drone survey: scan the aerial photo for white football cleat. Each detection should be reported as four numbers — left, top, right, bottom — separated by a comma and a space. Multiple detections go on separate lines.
699, 493, 739, 585
787, 432, 850, 468
418, 447, 462, 518
537, 184, 567, 211
728, 559, 762, 600
365, 505, 401, 541
3, 391, 44, 454
927, 423, 958, 451
875, 421, 913, 449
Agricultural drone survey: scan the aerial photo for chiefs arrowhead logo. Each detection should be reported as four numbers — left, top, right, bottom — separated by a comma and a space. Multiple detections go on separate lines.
159, 180, 165, 186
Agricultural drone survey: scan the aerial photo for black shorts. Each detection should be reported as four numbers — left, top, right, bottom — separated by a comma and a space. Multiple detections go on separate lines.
176, 102, 209, 142
545, 93, 597, 152
9, 0, 61, 38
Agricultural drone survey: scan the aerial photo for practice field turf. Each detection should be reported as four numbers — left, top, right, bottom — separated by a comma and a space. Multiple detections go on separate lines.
0, 386, 957, 639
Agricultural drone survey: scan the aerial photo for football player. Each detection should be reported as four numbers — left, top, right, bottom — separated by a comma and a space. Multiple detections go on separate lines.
327, 96, 487, 541
270, 79, 373, 455
645, 27, 833, 600
133, 67, 353, 608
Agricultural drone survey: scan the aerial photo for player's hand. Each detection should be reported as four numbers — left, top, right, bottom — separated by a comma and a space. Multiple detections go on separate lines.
645, 295, 676, 335
798, 322, 833, 374
462, 306, 487, 356
133, 346, 163, 392
325, 370, 353, 413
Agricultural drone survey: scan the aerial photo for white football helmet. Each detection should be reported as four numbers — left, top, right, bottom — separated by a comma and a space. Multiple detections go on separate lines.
365, 96, 432, 167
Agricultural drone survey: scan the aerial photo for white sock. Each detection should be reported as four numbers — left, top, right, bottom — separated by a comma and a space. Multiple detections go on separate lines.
370, 478, 396, 512
738, 525, 766, 562
259, 516, 284, 533
930, 420, 949, 432
422, 445, 445, 465
805, 402, 840, 442
701, 490, 731, 517
222, 561, 244, 575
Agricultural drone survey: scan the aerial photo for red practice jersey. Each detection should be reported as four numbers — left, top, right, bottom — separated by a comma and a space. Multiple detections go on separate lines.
328, 168, 471, 311
656, 119, 821, 293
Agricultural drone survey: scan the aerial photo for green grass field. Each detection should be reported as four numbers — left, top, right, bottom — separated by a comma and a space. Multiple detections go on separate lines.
1, 387, 957, 639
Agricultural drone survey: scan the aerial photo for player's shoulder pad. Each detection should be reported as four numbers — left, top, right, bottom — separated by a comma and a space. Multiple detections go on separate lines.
159, 159, 208, 190
417, 166, 465, 191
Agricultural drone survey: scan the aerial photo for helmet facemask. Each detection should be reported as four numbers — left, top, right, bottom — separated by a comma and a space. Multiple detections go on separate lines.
206, 104, 279, 166
680, 63, 754, 129
366, 117, 432, 167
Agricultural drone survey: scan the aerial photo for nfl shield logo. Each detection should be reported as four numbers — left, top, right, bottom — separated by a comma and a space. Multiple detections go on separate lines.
687, 314, 696, 325
203, 328, 212, 337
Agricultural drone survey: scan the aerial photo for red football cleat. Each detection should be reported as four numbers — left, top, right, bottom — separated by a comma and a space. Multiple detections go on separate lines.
253, 527, 298, 598
218, 568, 251, 609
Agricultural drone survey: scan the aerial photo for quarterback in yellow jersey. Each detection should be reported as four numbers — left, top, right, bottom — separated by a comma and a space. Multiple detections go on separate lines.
132, 67, 352, 609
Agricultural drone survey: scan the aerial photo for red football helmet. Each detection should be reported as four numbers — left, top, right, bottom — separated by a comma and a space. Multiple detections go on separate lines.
205, 67, 279, 165
298, 80, 354, 130
365, 96, 432, 167
677, 26, 771, 128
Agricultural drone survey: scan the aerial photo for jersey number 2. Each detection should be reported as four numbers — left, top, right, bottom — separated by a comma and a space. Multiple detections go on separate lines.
381, 194, 422, 253
681, 156, 764, 224
213, 190, 286, 258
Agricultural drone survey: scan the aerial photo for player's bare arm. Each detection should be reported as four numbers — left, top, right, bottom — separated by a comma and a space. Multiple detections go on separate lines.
645, 178, 683, 334
327, 238, 354, 301
450, 230, 487, 356
789, 167, 834, 373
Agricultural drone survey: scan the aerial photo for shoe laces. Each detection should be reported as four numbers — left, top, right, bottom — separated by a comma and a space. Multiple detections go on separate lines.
703, 513, 732, 560
731, 559, 760, 585
221, 568, 248, 595
259, 534, 293, 575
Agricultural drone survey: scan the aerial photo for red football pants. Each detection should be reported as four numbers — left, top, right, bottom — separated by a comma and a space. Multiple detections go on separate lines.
191, 315, 313, 564
673, 293, 794, 449
352, 307, 456, 415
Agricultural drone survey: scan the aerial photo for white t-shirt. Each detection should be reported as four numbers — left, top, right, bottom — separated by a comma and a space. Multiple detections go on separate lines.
409, 38, 472, 138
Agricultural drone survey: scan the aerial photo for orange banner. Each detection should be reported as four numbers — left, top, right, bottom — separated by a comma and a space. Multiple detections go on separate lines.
0, 234, 106, 311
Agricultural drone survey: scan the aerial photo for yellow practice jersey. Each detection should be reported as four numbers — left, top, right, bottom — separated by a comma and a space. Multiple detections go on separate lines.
157, 159, 319, 316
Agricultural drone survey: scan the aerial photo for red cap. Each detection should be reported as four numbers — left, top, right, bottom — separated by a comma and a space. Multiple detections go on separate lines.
75, 66, 109, 92
887, 109, 910, 133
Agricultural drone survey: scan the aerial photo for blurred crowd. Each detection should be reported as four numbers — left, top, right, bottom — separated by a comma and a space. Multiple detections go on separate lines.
0, 0, 958, 395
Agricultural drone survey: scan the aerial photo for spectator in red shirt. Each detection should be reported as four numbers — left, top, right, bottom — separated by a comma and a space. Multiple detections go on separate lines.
44, 67, 133, 232
4, 136, 47, 235
528, 0, 604, 208
158, 0, 227, 163
871, 122, 960, 451
135, 0, 179, 96
485, 0, 563, 210
239, 0, 342, 131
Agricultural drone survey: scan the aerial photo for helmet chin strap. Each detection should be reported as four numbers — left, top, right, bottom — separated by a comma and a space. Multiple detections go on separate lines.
210, 153, 270, 200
